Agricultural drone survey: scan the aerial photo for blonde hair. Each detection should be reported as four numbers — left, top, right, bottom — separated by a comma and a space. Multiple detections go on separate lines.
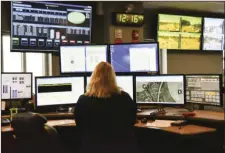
85, 62, 121, 98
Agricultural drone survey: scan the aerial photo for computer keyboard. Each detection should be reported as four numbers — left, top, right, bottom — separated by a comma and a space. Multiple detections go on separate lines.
1, 118, 11, 126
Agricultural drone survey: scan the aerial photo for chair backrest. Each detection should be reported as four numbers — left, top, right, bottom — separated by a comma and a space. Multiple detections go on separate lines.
11, 112, 59, 138
11, 112, 63, 153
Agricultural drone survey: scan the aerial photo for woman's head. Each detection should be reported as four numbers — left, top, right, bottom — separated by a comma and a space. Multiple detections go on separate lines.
85, 62, 121, 98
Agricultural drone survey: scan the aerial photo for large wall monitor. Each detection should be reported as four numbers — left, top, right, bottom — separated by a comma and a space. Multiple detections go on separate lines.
86, 75, 134, 99
186, 75, 222, 106
1, 73, 32, 100
35, 76, 85, 106
157, 14, 202, 50
203, 18, 224, 51
110, 43, 159, 73
136, 75, 185, 104
60, 45, 108, 73
11, 1, 92, 52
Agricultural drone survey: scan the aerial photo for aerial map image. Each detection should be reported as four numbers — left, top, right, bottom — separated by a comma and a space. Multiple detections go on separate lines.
158, 14, 180, 32
181, 16, 202, 33
136, 81, 184, 104
158, 32, 179, 49
181, 33, 201, 50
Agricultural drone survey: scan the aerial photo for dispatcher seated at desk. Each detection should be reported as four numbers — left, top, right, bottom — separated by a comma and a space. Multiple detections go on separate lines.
74, 62, 138, 153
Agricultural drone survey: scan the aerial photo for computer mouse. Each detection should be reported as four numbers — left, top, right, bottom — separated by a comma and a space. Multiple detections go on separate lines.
141, 118, 148, 124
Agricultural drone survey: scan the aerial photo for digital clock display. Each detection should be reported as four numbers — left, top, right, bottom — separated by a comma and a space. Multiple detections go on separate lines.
112, 13, 144, 26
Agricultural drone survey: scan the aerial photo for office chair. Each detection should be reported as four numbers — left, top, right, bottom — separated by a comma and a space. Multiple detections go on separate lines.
10, 112, 65, 153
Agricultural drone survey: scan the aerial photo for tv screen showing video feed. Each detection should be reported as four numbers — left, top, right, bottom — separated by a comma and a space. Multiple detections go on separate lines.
86, 75, 134, 99
1, 73, 32, 100
60, 45, 108, 73
136, 75, 185, 104
158, 14, 202, 50
186, 75, 222, 106
36, 76, 84, 106
203, 18, 224, 51
11, 1, 92, 52
110, 43, 159, 73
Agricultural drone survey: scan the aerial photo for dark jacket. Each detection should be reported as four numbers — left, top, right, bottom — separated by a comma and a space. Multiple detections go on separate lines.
74, 91, 138, 153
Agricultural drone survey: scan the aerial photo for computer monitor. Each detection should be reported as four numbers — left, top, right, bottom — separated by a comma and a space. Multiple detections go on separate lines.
60, 45, 108, 73
11, 1, 92, 53
110, 43, 159, 73
185, 74, 222, 106
35, 76, 85, 106
1, 73, 32, 100
86, 75, 134, 99
136, 75, 185, 104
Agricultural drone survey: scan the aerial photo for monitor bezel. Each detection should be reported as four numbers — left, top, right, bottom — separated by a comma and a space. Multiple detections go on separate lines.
135, 74, 186, 106
185, 74, 223, 107
10, 1, 92, 53
109, 42, 160, 75
202, 17, 225, 52
1, 72, 33, 100
59, 44, 110, 75
35, 75, 85, 108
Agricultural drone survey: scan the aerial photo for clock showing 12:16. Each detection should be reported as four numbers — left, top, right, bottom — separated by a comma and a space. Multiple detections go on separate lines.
113, 13, 144, 26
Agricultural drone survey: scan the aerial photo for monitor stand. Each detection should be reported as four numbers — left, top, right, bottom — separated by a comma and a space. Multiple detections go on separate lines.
56, 106, 69, 113
156, 105, 167, 114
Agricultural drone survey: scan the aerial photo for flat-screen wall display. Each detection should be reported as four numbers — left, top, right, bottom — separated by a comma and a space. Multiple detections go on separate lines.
203, 18, 224, 51
136, 75, 185, 104
11, 1, 92, 52
35, 76, 84, 106
60, 45, 108, 73
110, 43, 159, 73
1, 73, 32, 100
158, 14, 202, 50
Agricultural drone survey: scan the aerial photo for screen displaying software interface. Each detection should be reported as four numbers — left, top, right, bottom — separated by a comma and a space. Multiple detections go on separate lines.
136, 75, 184, 104
186, 75, 221, 106
36, 77, 84, 106
86, 76, 133, 99
110, 43, 158, 72
11, 1, 92, 51
1, 73, 32, 99
60, 45, 108, 72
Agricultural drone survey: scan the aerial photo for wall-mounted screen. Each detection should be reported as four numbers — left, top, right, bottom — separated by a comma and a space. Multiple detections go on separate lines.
11, 1, 92, 52
1, 73, 32, 100
136, 75, 185, 104
60, 45, 108, 73
186, 75, 222, 106
158, 14, 202, 50
86, 75, 134, 99
35, 76, 84, 106
110, 43, 159, 73
203, 18, 224, 51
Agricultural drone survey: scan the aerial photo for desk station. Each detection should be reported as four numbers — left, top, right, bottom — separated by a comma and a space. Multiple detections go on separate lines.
1, 1, 225, 153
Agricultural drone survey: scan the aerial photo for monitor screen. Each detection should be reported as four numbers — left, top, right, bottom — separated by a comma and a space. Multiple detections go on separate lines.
203, 18, 224, 51
136, 75, 185, 104
1, 73, 32, 100
158, 14, 202, 50
11, 1, 92, 52
186, 75, 222, 106
86, 75, 134, 99
60, 45, 108, 73
110, 43, 159, 73
36, 76, 84, 106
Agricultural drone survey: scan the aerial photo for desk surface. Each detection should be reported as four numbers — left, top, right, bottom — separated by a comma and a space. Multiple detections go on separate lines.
137, 107, 224, 123
2, 107, 224, 123
1, 119, 216, 135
